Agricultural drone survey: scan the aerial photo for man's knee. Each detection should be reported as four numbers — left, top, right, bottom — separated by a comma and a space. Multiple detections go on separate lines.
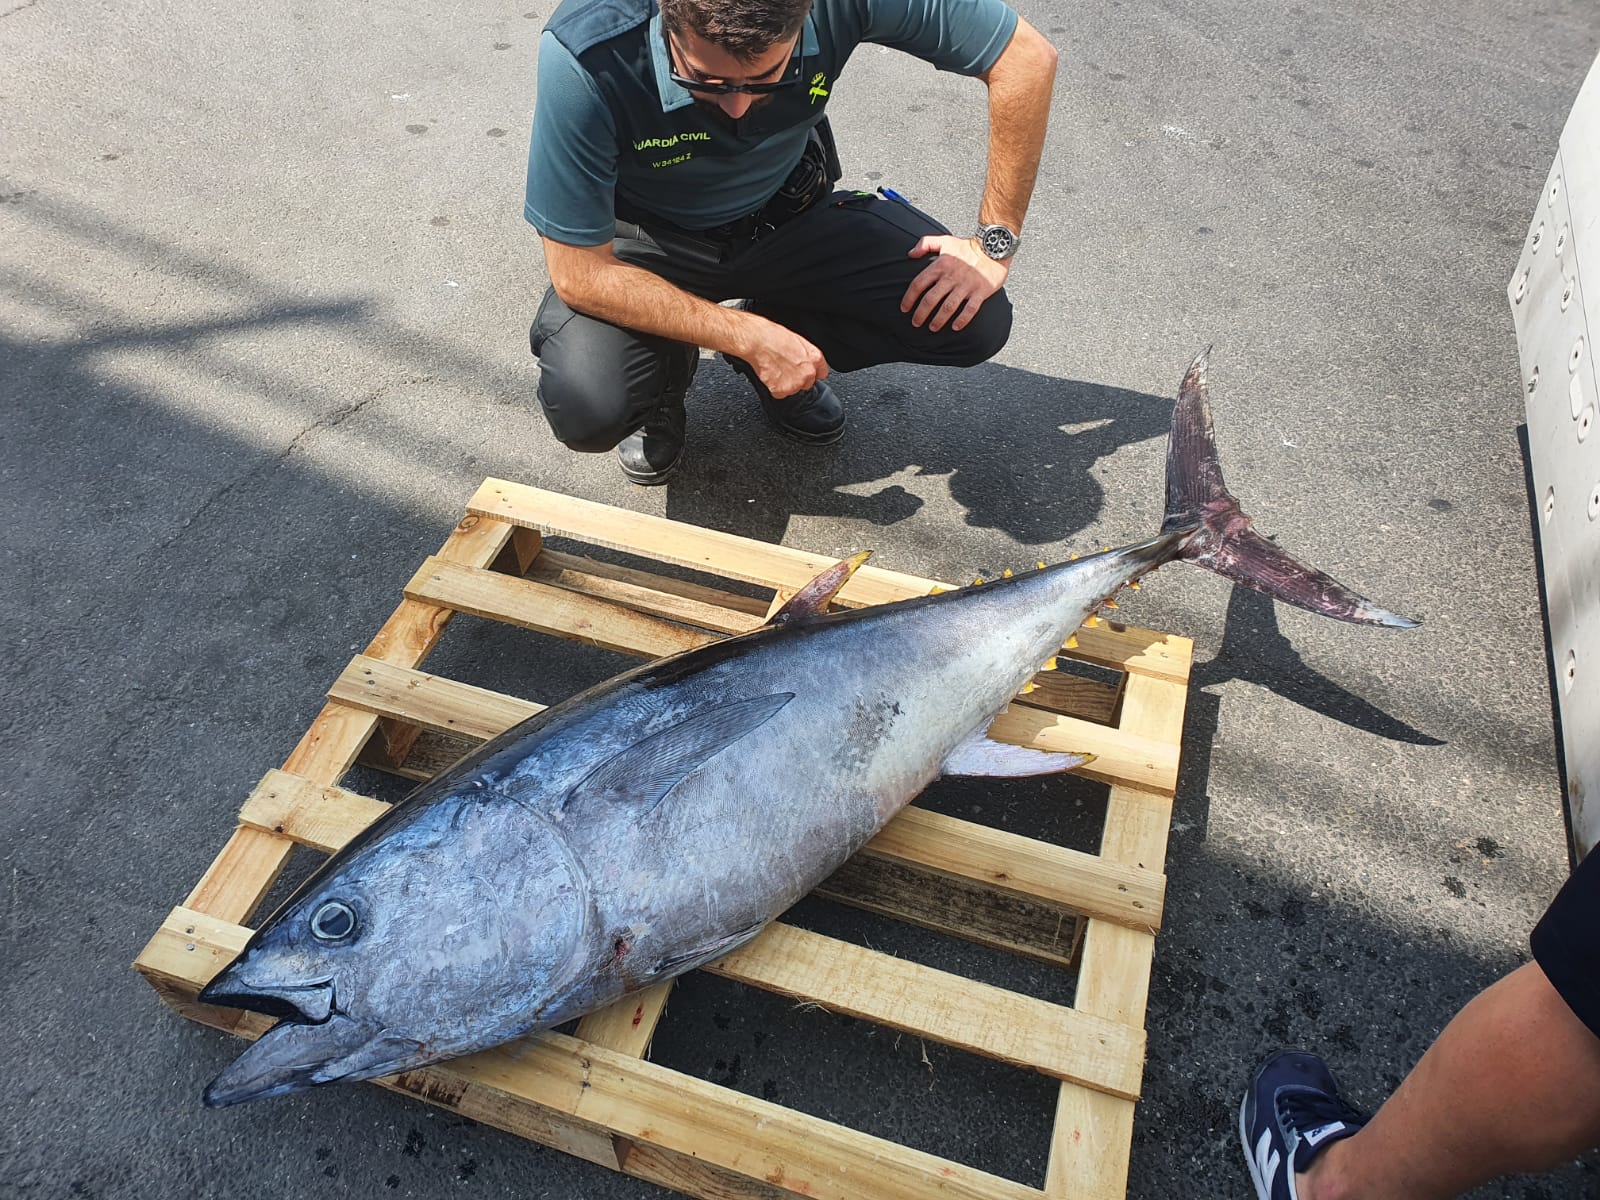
529, 288, 656, 452
945, 290, 1013, 366
538, 372, 631, 452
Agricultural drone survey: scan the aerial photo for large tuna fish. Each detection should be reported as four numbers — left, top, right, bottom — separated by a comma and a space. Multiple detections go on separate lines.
198, 350, 1415, 1105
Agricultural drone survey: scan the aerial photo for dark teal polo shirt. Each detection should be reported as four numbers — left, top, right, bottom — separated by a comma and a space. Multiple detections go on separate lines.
525, 0, 1019, 244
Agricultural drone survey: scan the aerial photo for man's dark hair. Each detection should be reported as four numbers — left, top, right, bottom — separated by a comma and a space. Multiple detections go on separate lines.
658, 0, 812, 62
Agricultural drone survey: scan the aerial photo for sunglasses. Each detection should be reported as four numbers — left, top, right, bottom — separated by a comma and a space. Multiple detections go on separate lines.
666, 33, 803, 96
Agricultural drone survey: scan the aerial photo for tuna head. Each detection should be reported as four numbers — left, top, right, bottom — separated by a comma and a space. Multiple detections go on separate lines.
198, 790, 596, 1106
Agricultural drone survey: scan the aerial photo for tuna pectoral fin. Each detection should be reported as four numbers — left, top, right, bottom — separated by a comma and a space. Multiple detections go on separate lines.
651, 921, 767, 977
1162, 348, 1419, 629
769, 551, 873, 624
940, 730, 1093, 778
564, 693, 795, 817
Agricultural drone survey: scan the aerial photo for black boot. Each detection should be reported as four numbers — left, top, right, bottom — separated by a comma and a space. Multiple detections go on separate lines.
616, 347, 699, 485
723, 354, 846, 445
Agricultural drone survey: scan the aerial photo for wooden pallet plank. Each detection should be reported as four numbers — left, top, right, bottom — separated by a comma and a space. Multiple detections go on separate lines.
468, 479, 935, 607
530, 549, 770, 633
328, 655, 542, 742
143, 907, 1048, 1200
332, 645, 1171, 798
574, 982, 676, 1058
1045, 670, 1186, 1198
469, 479, 1187, 679
1024, 667, 1122, 725
985, 703, 1181, 794
406, 557, 717, 659
706, 922, 1145, 1100
867, 807, 1164, 931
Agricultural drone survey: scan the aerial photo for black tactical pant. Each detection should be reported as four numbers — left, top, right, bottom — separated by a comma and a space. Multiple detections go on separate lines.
529, 190, 1014, 453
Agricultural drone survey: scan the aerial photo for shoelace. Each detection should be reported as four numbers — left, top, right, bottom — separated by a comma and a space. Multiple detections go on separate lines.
1276, 1087, 1367, 1168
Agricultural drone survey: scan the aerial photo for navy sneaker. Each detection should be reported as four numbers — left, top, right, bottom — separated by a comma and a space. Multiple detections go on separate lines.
1240, 1050, 1368, 1200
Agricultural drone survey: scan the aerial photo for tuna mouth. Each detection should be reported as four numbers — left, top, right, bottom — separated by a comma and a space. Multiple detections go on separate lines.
199, 959, 427, 1107
198, 970, 337, 1026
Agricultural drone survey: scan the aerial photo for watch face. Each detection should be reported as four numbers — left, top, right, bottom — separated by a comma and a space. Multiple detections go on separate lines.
981, 225, 1017, 259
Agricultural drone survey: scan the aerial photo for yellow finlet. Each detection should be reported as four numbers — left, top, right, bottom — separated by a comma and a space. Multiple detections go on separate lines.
1042, 656, 1058, 671
1129, 580, 1141, 590
972, 575, 984, 586
1103, 598, 1119, 610
929, 585, 949, 596
1002, 568, 1014, 578
1018, 680, 1038, 694
1084, 615, 1100, 629
1065, 634, 1079, 649
1036, 561, 1046, 570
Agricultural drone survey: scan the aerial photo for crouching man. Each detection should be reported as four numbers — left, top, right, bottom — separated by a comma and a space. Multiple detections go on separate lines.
525, 0, 1058, 484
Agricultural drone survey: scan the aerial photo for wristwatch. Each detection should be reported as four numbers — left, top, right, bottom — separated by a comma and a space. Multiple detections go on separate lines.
976, 223, 1021, 261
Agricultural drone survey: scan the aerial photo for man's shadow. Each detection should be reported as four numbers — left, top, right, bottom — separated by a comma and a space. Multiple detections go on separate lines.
661, 357, 1174, 551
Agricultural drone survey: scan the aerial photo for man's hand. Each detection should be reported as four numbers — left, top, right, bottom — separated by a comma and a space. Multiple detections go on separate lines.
735, 316, 830, 399
902, 236, 1011, 332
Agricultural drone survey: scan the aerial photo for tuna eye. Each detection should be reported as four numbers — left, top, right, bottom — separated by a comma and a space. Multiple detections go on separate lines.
310, 900, 357, 941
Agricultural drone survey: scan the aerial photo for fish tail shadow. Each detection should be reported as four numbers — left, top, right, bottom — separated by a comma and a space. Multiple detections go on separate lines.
1159, 348, 1420, 629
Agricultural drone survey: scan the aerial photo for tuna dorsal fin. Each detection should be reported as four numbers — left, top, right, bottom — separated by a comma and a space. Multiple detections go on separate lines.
940, 729, 1093, 778
563, 694, 795, 816
769, 551, 873, 625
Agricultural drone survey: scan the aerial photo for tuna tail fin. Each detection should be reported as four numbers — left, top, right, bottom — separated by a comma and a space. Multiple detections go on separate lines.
1161, 348, 1419, 629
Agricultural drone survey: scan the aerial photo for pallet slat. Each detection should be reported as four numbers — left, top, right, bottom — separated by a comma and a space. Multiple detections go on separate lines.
1044, 671, 1184, 1197
706, 922, 1144, 1099
468, 479, 1192, 682
406, 557, 718, 660
529, 548, 771, 632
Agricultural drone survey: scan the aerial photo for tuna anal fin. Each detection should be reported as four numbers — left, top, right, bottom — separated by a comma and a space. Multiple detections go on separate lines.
940, 731, 1092, 778
564, 694, 795, 816
769, 551, 873, 624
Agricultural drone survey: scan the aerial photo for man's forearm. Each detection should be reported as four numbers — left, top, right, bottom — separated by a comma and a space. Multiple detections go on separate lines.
554, 252, 753, 358
978, 19, 1059, 233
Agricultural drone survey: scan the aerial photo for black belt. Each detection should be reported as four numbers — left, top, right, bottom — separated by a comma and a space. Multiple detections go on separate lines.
698, 186, 825, 244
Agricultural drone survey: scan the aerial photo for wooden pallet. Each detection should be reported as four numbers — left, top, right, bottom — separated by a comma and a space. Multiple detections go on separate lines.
134, 479, 1193, 1200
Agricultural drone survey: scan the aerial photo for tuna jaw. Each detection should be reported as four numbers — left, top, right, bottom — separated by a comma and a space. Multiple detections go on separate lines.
202, 1010, 420, 1107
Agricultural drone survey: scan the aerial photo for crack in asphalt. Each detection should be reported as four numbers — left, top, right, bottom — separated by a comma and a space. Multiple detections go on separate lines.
157, 390, 383, 552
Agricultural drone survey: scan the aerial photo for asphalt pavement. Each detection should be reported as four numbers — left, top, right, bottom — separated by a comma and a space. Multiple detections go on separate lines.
4, 0, 1598, 1196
